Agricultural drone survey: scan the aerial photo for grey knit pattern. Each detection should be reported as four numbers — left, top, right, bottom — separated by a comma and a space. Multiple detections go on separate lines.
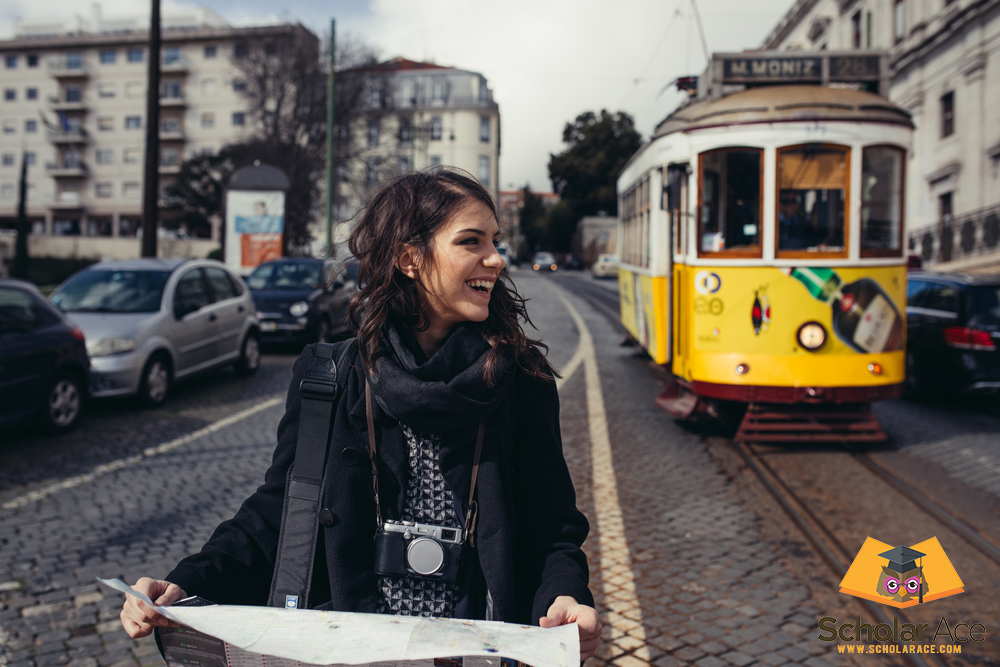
376, 425, 460, 617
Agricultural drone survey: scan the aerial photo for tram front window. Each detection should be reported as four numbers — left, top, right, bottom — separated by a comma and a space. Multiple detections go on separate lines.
698, 148, 761, 256
861, 145, 905, 256
777, 144, 849, 256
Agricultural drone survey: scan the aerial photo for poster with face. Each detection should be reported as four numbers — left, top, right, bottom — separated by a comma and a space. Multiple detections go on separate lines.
225, 190, 285, 273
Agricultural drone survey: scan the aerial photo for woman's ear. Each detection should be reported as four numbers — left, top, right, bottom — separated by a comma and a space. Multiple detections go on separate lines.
396, 244, 420, 279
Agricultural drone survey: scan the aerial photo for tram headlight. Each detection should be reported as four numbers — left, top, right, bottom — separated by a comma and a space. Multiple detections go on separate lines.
796, 321, 827, 352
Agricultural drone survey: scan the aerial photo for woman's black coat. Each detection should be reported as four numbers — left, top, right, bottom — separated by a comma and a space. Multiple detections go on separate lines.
166, 341, 593, 625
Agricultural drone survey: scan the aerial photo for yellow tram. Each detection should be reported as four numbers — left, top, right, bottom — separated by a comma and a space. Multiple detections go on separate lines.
616, 52, 913, 441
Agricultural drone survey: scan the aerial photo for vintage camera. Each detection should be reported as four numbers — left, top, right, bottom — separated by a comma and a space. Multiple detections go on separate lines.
374, 519, 465, 583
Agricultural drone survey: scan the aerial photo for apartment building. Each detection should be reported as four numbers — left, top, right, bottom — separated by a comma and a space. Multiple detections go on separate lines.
0, 8, 316, 260
762, 0, 1000, 272
337, 58, 501, 221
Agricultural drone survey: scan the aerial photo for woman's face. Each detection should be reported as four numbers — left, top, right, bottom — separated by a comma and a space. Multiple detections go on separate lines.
406, 200, 504, 332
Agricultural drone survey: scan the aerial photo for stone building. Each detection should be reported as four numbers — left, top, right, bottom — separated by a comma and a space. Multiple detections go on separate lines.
0, 7, 316, 260
762, 0, 1000, 272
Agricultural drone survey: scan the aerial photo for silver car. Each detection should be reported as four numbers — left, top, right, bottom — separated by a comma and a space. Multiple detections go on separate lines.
50, 259, 260, 406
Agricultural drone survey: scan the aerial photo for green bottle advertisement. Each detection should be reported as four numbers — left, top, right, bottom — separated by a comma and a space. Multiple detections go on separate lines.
783, 267, 903, 353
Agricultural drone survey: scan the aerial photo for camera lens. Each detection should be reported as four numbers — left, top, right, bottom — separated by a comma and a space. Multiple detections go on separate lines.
407, 538, 445, 575
440, 529, 457, 541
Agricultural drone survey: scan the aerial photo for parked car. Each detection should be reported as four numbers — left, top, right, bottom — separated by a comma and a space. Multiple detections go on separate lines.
532, 252, 557, 272
0, 278, 90, 433
591, 254, 620, 279
563, 254, 583, 271
247, 258, 358, 345
50, 259, 260, 407
905, 271, 1000, 395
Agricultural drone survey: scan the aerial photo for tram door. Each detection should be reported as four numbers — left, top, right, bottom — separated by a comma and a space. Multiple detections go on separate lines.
666, 164, 688, 367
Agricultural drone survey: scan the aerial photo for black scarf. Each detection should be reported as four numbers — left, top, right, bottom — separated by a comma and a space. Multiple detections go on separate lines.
365, 319, 515, 434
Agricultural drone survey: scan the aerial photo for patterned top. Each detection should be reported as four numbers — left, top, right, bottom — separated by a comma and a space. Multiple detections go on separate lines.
376, 426, 460, 617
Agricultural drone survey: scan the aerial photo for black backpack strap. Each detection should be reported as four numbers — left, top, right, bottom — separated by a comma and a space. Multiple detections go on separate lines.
267, 339, 357, 609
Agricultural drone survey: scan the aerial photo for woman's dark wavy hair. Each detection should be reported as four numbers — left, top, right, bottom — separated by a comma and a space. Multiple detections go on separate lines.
347, 168, 554, 385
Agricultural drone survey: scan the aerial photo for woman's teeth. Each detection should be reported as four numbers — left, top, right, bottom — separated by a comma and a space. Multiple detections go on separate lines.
466, 280, 493, 293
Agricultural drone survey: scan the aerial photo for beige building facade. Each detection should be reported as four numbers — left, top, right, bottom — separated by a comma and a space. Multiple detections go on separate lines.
763, 0, 1000, 271
0, 8, 312, 260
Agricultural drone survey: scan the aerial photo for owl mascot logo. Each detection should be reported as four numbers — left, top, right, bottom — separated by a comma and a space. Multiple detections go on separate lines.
839, 537, 964, 608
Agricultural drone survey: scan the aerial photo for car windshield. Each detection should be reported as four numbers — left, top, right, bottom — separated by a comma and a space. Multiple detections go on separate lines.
535, 253, 555, 263
52, 270, 171, 313
967, 286, 1000, 326
247, 262, 322, 290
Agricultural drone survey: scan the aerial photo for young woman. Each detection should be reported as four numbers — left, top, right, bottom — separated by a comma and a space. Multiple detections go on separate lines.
119, 170, 601, 661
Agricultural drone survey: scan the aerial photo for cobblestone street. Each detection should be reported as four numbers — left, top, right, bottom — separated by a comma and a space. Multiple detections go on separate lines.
1, 272, 997, 667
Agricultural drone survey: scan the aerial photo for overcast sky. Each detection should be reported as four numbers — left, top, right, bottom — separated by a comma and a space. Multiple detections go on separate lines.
1, 0, 795, 192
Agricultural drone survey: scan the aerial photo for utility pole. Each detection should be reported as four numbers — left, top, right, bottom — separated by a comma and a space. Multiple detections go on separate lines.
325, 18, 336, 251
140, 0, 161, 257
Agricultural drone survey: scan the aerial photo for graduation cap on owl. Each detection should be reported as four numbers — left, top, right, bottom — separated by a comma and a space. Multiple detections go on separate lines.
878, 545, 926, 604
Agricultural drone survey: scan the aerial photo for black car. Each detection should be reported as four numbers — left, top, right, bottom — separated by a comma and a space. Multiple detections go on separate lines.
247, 258, 358, 346
905, 271, 1000, 395
0, 278, 90, 432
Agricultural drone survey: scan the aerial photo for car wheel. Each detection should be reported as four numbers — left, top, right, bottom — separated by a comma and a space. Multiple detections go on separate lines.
138, 353, 172, 407
235, 331, 261, 376
39, 371, 84, 433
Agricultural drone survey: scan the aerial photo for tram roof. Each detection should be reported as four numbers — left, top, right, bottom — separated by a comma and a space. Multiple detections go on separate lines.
651, 85, 913, 141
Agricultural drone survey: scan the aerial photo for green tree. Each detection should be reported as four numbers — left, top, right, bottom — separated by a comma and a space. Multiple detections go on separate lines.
518, 185, 546, 255
547, 108, 641, 225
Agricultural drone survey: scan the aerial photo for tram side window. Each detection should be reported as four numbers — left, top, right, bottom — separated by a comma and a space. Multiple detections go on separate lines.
777, 144, 849, 256
698, 148, 761, 256
861, 145, 904, 256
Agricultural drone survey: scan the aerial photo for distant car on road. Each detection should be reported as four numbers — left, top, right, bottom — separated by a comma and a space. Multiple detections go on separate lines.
0, 278, 90, 433
532, 252, 557, 272
247, 258, 357, 345
496, 243, 511, 271
563, 254, 583, 271
50, 259, 260, 407
591, 254, 620, 279
905, 271, 1000, 396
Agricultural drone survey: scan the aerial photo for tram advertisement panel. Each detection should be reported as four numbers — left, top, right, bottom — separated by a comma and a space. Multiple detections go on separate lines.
619, 270, 670, 365
690, 266, 905, 356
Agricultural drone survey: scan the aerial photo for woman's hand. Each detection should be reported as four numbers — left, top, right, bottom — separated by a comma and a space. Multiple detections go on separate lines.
540, 595, 602, 662
120, 577, 187, 638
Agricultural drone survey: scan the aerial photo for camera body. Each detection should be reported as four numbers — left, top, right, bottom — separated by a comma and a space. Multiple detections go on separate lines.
374, 519, 464, 583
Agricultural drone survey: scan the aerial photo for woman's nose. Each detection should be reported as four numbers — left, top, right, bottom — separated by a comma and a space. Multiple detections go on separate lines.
484, 247, 503, 268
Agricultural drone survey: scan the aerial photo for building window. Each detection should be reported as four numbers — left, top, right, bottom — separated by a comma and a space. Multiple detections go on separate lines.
866, 11, 873, 48
4, 89, 15, 102
201, 112, 214, 128
95, 182, 113, 198
98, 116, 114, 131
96, 148, 114, 164
365, 158, 380, 187
232, 80, 247, 92
204, 45, 217, 58
852, 11, 862, 49
125, 116, 142, 129
698, 147, 763, 257
429, 155, 442, 169
160, 148, 179, 166
478, 156, 490, 187
894, 0, 905, 43
25, 152, 35, 166
398, 117, 411, 147
431, 79, 445, 103
367, 120, 380, 148
480, 117, 490, 142
430, 116, 442, 141
163, 47, 181, 65
123, 181, 141, 198
398, 156, 410, 174
233, 43, 248, 59
123, 148, 141, 164
939, 192, 953, 224
161, 119, 180, 133
25, 119, 37, 133
126, 82, 144, 98
478, 78, 488, 102
941, 91, 954, 137
5, 55, 16, 69
65, 86, 82, 103
100, 50, 116, 64
201, 78, 217, 95
98, 83, 115, 98
26, 87, 37, 100
127, 48, 143, 63
369, 87, 382, 108
232, 112, 245, 126
2, 154, 14, 166
0, 184, 13, 199
162, 81, 181, 98
2, 120, 14, 134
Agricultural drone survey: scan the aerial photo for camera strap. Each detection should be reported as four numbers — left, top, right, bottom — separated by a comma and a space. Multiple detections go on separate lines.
365, 380, 485, 546
268, 339, 357, 610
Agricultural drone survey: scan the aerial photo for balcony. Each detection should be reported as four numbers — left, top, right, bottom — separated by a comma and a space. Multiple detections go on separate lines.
47, 57, 89, 78
161, 56, 190, 74
910, 203, 1000, 266
48, 95, 88, 112
159, 128, 187, 142
47, 127, 89, 144
50, 192, 85, 210
46, 161, 89, 178
160, 94, 188, 108
159, 163, 181, 175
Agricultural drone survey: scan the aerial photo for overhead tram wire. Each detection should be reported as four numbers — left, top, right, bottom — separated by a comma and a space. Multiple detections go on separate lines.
619, 0, 687, 109
689, 0, 710, 65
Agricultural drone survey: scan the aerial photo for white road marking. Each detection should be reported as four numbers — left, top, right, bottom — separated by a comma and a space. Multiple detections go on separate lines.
551, 284, 648, 649
2, 396, 284, 510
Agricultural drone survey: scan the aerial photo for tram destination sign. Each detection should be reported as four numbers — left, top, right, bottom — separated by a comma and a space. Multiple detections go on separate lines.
718, 52, 883, 85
